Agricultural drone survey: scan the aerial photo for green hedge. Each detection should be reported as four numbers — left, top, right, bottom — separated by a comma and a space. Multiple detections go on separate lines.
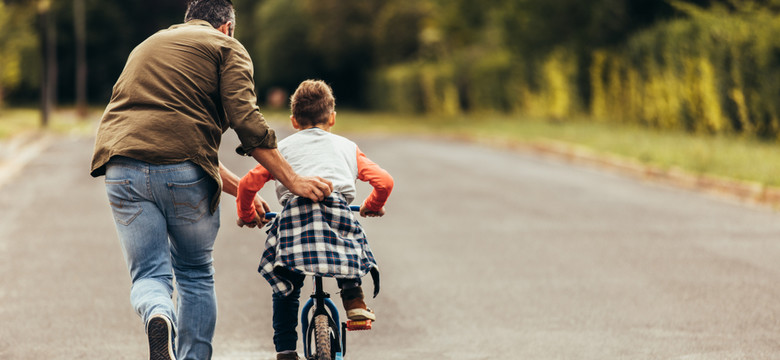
370, 51, 534, 115
369, 63, 424, 114
591, 12, 780, 138
370, 10, 780, 139
370, 61, 460, 115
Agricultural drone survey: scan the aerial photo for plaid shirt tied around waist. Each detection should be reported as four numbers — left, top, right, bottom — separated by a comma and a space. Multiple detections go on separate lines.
259, 194, 378, 296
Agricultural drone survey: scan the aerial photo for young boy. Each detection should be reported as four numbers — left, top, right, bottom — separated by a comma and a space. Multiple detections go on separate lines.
236, 80, 393, 360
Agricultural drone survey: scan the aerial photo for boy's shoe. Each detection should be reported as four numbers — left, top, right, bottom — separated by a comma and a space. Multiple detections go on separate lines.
147, 314, 176, 360
277, 351, 300, 360
340, 286, 376, 321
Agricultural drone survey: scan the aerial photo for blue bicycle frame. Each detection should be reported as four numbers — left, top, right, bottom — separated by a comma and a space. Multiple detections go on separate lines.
301, 276, 345, 360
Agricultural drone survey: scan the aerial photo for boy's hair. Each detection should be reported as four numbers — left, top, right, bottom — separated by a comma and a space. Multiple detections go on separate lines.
290, 80, 336, 127
185, 0, 235, 32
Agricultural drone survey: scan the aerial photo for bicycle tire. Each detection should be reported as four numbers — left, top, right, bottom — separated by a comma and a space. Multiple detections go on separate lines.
313, 314, 332, 360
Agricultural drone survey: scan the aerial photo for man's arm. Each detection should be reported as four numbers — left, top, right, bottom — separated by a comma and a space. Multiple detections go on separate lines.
219, 161, 240, 197
219, 161, 271, 225
248, 147, 333, 202
218, 43, 332, 202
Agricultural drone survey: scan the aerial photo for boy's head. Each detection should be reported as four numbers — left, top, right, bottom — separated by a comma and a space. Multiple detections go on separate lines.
290, 80, 335, 128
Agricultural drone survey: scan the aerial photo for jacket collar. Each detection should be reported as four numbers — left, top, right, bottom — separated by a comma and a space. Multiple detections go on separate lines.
169, 19, 213, 30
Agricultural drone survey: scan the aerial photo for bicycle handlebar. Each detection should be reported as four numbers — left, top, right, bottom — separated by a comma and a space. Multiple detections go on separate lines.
264, 205, 361, 219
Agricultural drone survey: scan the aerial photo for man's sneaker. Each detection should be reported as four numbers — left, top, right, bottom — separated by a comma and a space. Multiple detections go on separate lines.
276, 351, 300, 360
147, 314, 176, 360
340, 286, 376, 321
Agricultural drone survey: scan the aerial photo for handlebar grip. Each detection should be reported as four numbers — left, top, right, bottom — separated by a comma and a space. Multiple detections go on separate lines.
265, 205, 361, 219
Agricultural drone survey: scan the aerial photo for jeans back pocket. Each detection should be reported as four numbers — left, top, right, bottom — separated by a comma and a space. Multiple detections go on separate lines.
105, 179, 143, 226
168, 177, 212, 222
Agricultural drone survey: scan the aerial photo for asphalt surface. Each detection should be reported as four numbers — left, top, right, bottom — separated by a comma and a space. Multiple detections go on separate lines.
3, 125, 780, 359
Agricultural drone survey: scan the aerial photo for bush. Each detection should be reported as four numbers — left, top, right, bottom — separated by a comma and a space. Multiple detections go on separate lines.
369, 63, 424, 113
369, 50, 582, 118
370, 4, 780, 143
465, 50, 513, 113
591, 11, 780, 139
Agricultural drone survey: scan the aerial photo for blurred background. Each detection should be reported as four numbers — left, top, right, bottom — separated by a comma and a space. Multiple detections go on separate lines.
3, 0, 779, 134
7, 2, 780, 358
4, 0, 780, 186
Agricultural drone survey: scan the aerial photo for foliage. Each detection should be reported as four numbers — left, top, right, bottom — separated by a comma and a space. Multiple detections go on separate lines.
0, 1, 38, 106
252, 0, 315, 92
591, 3, 780, 138
333, 110, 780, 188
2, 0, 187, 105
369, 0, 780, 140
5, 0, 780, 142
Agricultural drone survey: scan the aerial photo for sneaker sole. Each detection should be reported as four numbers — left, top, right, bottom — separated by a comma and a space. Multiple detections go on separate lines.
346, 308, 376, 321
148, 315, 175, 360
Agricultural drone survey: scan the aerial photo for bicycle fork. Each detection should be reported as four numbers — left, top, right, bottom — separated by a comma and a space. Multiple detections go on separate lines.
301, 277, 346, 359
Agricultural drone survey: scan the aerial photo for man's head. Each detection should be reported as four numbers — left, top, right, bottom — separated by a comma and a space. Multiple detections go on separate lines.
290, 80, 336, 129
185, 0, 235, 36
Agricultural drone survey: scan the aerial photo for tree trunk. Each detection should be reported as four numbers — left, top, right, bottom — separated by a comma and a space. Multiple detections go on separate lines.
46, 0, 57, 115
38, 0, 51, 127
74, 0, 87, 119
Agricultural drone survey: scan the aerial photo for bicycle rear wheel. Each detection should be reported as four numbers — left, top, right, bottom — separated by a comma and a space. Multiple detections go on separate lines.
313, 314, 332, 360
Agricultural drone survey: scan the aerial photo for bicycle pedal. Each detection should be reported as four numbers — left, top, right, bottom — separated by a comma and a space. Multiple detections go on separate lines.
345, 319, 372, 331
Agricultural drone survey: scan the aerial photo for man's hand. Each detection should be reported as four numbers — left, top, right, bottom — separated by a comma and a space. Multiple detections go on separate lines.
237, 195, 272, 229
360, 204, 385, 218
249, 148, 333, 202
236, 217, 261, 228
289, 175, 333, 202
253, 194, 272, 226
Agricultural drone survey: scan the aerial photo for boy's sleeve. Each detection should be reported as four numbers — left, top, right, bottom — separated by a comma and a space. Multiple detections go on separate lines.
356, 146, 394, 211
236, 164, 274, 222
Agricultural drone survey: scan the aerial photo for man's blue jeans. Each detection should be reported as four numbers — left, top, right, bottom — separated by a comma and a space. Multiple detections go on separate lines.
105, 156, 220, 360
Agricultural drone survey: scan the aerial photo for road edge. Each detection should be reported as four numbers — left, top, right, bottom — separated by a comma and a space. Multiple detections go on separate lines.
442, 133, 780, 210
0, 131, 56, 189
5, 127, 776, 211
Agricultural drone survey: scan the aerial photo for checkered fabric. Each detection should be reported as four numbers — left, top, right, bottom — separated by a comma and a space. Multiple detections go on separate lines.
259, 194, 378, 296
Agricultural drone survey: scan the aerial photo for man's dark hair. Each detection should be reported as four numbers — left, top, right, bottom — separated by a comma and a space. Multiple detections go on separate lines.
185, 0, 235, 31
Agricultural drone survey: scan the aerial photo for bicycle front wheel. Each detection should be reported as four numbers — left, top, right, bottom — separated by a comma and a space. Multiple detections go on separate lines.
313, 314, 332, 360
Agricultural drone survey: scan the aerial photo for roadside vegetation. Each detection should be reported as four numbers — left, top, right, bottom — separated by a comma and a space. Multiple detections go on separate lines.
3, 0, 780, 191
3, 107, 776, 188
0, 108, 97, 139
328, 111, 780, 188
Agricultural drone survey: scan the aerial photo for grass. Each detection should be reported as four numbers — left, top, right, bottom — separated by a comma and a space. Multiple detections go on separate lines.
4, 107, 780, 188
323, 111, 780, 188
0, 107, 99, 139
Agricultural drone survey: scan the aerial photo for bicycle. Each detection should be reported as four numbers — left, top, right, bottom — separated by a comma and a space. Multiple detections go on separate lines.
264, 205, 373, 360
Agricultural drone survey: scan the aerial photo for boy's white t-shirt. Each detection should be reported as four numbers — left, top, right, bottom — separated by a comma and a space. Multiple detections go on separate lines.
275, 127, 359, 205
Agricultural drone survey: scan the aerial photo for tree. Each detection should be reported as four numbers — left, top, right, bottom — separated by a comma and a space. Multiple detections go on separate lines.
372, 1, 426, 66
252, 0, 317, 93
0, 1, 37, 109
38, 0, 57, 127
74, 0, 87, 118
302, 0, 383, 106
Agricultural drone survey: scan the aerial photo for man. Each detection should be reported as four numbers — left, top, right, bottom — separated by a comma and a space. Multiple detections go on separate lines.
90, 1, 332, 359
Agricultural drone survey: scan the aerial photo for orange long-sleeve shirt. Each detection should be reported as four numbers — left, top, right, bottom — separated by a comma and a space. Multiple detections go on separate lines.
237, 146, 393, 222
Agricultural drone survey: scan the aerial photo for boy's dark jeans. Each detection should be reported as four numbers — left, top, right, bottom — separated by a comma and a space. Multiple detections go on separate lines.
272, 269, 361, 352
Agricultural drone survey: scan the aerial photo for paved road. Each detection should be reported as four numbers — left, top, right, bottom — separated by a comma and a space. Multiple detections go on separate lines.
2, 125, 780, 359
